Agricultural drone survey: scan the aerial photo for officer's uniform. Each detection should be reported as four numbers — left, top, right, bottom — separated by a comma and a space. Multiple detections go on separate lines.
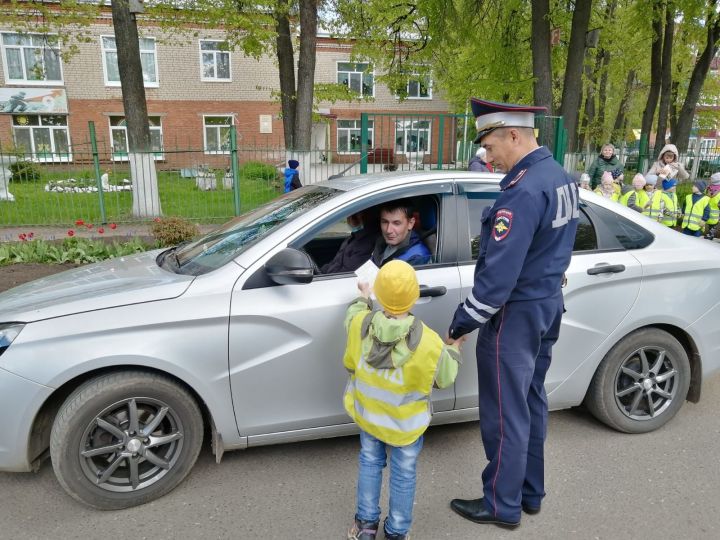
449, 99, 579, 524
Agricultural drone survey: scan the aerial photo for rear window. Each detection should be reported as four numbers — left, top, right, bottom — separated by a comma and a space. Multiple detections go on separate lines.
590, 203, 654, 250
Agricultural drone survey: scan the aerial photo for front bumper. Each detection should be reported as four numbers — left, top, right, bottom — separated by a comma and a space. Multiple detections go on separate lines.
0, 367, 53, 472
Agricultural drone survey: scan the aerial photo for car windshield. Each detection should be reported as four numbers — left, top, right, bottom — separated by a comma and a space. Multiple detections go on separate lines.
170, 186, 339, 275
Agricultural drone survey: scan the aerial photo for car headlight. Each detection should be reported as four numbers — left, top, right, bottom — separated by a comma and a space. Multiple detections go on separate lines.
0, 323, 24, 356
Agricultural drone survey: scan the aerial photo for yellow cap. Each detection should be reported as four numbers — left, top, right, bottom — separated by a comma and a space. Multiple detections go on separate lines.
374, 260, 419, 315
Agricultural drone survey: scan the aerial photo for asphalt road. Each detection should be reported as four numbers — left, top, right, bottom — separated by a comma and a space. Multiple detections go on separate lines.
1, 375, 719, 540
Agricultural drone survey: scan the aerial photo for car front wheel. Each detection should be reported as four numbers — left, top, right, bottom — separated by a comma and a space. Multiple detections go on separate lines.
585, 328, 690, 434
50, 371, 204, 510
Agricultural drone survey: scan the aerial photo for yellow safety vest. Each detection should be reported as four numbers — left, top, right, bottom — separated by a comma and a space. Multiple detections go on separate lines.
682, 194, 710, 231
620, 189, 649, 210
593, 187, 620, 202
643, 189, 662, 215
343, 312, 444, 446
650, 192, 678, 227
707, 192, 720, 226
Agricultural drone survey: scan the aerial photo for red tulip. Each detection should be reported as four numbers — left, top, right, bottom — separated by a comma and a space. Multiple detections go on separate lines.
27, 232, 34, 239
75, 219, 84, 226
67, 230, 75, 237
98, 228, 105, 234
18, 233, 26, 241
109, 223, 117, 230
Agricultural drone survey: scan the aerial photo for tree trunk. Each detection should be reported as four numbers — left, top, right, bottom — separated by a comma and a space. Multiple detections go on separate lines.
111, 0, 160, 217
275, 0, 296, 149
293, 0, 318, 152
596, 49, 611, 136
612, 69, 636, 143
580, 47, 597, 151
640, 1, 664, 150
673, 15, 720, 153
559, 0, 592, 152
531, 0, 553, 113
655, 5, 674, 154
669, 79, 679, 137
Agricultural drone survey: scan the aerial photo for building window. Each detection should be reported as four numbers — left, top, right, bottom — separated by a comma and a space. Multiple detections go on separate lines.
204, 115, 234, 154
101, 36, 158, 87
109, 116, 164, 161
337, 62, 374, 97
395, 119, 431, 154
337, 119, 374, 153
12, 114, 71, 161
1, 32, 62, 84
200, 40, 231, 81
406, 75, 432, 99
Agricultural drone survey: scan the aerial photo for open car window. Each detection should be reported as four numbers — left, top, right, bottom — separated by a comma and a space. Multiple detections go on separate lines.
171, 186, 339, 275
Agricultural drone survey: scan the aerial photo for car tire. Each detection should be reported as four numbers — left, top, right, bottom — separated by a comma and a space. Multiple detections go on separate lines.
585, 328, 690, 434
50, 371, 204, 510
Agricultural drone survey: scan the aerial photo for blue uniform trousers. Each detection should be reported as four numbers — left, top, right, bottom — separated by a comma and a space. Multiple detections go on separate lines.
476, 292, 563, 522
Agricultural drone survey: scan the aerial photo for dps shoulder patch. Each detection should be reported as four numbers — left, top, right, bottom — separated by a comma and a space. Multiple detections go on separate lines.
493, 209, 513, 241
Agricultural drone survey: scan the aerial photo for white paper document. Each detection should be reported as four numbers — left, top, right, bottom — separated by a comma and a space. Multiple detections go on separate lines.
354, 259, 380, 287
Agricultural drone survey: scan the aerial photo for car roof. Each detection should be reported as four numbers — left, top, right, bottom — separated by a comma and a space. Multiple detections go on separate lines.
317, 170, 504, 192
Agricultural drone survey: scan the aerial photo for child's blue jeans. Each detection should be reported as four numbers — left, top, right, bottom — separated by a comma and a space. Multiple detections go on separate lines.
355, 430, 423, 536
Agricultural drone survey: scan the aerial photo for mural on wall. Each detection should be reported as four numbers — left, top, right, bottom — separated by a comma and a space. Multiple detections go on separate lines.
0, 88, 68, 114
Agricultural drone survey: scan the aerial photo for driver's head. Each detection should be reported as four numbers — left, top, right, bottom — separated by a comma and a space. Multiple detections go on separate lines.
379, 202, 415, 247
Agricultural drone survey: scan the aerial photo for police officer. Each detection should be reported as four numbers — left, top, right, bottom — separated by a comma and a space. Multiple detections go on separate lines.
447, 98, 579, 528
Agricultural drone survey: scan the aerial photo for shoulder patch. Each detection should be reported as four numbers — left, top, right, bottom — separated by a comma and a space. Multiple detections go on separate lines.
493, 209, 513, 241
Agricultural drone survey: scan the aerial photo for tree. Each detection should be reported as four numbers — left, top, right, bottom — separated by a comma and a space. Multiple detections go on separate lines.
655, 2, 675, 153
531, 0, 554, 112
640, 1, 665, 150
673, 2, 720, 152
559, 0, 593, 151
111, 0, 160, 217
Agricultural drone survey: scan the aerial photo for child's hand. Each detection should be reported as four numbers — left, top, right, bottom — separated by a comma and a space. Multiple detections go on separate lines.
358, 281, 371, 298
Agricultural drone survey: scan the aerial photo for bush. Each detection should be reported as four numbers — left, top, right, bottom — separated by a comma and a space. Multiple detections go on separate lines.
9, 160, 41, 182
150, 216, 200, 247
240, 161, 278, 181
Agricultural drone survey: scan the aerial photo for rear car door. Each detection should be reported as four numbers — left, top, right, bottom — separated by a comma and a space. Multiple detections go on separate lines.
453, 185, 644, 410
228, 182, 462, 439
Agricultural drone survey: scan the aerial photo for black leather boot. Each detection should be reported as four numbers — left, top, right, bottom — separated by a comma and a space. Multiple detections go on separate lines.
450, 497, 520, 528
382, 518, 409, 539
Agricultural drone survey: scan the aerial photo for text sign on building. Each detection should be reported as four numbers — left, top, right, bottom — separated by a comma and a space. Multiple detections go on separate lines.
259, 114, 273, 134
0, 88, 68, 114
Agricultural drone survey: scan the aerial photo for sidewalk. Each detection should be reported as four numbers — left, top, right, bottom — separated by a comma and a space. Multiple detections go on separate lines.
1, 223, 217, 243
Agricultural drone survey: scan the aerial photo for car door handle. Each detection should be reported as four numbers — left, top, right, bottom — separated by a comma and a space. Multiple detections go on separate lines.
419, 285, 447, 297
587, 264, 626, 275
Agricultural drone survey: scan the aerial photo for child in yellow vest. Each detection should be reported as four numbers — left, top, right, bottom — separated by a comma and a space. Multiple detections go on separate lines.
621, 173, 649, 212
344, 260, 463, 540
705, 173, 720, 239
593, 171, 620, 201
681, 180, 710, 237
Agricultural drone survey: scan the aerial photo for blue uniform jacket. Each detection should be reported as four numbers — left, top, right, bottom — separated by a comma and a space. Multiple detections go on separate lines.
449, 147, 579, 339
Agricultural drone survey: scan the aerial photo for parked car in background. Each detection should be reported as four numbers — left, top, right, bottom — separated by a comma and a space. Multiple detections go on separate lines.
1, 171, 719, 509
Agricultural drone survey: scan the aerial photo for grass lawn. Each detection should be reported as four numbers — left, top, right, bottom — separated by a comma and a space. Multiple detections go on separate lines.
1, 164, 281, 227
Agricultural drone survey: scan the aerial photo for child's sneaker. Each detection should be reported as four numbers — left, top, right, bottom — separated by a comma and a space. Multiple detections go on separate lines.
383, 519, 410, 540
347, 518, 379, 539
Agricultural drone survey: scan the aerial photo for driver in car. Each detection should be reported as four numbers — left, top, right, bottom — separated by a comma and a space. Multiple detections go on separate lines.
370, 201, 432, 267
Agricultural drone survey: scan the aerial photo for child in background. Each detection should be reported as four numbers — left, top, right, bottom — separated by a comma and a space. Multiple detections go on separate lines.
284, 159, 302, 192
681, 180, 710, 237
620, 173, 648, 213
651, 178, 680, 227
705, 173, 720, 238
343, 260, 463, 540
594, 171, 619, 201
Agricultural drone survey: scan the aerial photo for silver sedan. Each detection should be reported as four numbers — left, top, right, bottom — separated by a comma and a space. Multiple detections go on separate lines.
1, 171, 719, 509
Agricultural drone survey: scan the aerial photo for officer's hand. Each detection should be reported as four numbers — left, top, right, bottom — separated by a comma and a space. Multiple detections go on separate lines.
358, 281, 371, 298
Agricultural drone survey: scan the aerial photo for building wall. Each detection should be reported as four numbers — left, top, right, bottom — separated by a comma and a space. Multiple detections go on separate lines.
0, 18, 455, 167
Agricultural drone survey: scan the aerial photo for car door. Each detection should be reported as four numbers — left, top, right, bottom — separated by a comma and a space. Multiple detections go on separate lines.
453, 185, 644, 410
228, 182, 461, 438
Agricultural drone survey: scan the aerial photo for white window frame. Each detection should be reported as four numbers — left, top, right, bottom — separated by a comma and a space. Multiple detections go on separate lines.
203, 114, 235, 155
101, 35, 159, 88
405, 74, 432, 100
336, 61, 375, 98
700, 138, 716, 154
394, 119, 432, 155
0, 32, 64, 85
199, 39, 232, 82
108, 115, 164, 161
336, 119, 374, 154
12, 114, 72, 162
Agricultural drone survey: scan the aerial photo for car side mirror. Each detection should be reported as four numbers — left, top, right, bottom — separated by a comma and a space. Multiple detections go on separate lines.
264, 248, 314, 285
